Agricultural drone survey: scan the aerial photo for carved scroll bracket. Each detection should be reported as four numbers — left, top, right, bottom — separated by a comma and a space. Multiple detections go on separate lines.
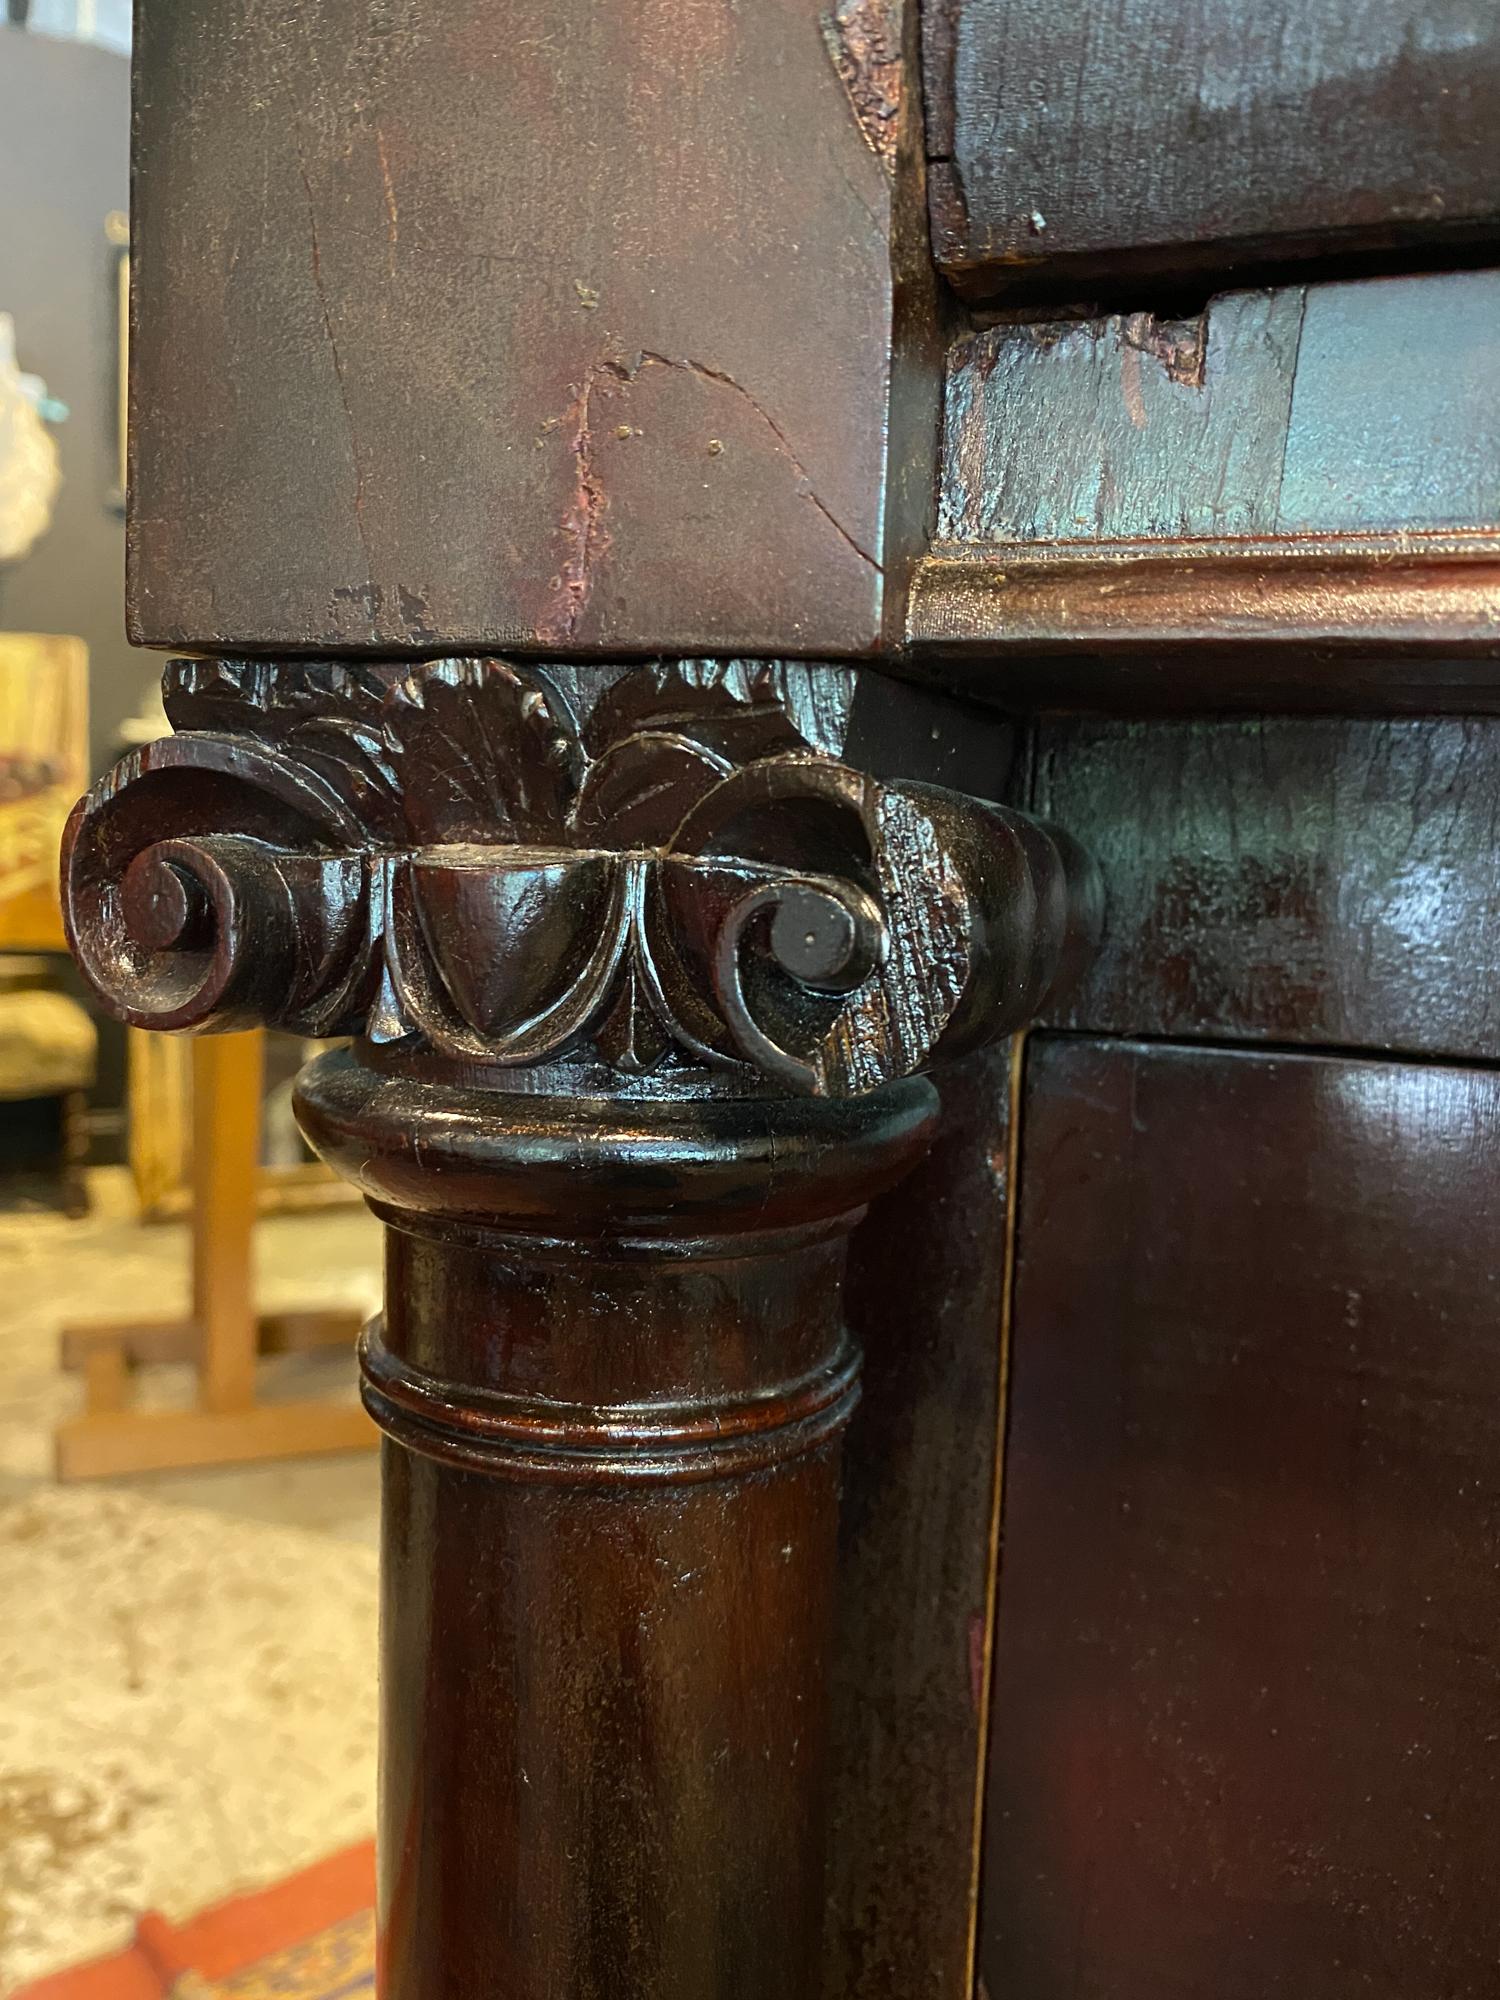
63, 656, 1100, 1101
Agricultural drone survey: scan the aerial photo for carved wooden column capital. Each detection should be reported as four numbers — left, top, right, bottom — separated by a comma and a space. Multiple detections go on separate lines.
64, 655, 1097, 1098
63, 655, 1098, 1993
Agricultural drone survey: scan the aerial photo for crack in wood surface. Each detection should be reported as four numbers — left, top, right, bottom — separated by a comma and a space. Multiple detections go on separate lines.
544, 347, 882, 641
296, 156, 376, 598
642, 351, 883, 573
545, 360, 618, 645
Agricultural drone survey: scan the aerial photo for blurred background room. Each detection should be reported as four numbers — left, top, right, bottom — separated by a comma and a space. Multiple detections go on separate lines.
0, 8, 381, 1986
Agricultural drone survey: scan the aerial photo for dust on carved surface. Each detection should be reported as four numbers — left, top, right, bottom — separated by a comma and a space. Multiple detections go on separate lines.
61, 658, 1098, 1098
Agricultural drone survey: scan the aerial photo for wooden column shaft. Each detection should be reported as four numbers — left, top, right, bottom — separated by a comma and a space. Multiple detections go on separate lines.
298, 1049, 938, 1996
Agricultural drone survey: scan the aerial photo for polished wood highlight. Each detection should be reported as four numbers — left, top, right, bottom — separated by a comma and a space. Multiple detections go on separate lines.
62, 661, 1095, 1094
302, 1051, 938, 1998
910, 538, 1500, 675
982, 1035, 1500, 1997
129, 0, 938, 657
923, 0, 1500, 293
826, 1046, 1015, 1998
93, 0, 1500, 1985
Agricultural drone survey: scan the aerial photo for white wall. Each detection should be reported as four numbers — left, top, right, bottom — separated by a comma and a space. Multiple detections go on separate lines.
23, 0, 131, 58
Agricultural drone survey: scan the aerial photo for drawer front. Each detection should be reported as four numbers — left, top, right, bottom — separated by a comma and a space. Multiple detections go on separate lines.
983, 1035, 1500, 1997
926, 0, 1500, 292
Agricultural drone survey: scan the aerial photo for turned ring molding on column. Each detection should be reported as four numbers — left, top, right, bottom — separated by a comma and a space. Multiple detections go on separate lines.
61, 656, 1101, 1100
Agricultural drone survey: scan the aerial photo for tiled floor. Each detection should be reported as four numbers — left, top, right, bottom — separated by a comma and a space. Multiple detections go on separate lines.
0, 1174, 384, 1991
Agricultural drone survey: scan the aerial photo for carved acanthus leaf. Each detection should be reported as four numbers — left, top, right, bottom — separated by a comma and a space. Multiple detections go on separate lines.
165, 659, 405, 841
385, 659, 580, 846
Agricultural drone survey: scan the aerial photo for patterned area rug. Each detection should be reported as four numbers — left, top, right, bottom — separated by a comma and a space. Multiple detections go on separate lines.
0, 1490, 377, 1993
12, 1844, 374, 1998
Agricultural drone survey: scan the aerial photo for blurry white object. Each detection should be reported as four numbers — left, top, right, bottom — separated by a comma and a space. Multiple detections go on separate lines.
23, 0, 131, 56
0, 314, 62, 565
118, 674, 170, 750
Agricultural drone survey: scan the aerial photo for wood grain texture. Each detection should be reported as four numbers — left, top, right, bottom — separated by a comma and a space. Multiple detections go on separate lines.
129, 0, 937, 657
914, 270, 1500, 669
982, 1036, 1500, 1998
826, 1048, 1012, 1999
298, 1037, 948, 2000
1033, 715, 1500, 1058
938, 274, 1500, 548
364, 1148, 891, 2000
939, 292, 1305, 547
925, 0, 1500, 292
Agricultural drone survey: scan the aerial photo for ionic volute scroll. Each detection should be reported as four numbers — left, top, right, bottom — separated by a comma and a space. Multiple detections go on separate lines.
63, 657, 1101, 1097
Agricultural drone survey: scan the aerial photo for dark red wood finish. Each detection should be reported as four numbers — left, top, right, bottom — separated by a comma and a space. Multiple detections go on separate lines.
76, 0, 1500, 1990
828, 1047, 1015, 1998
297, 1051, 938, 1997
982, 1035, 1500, 1998
128, 0, 938, 658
